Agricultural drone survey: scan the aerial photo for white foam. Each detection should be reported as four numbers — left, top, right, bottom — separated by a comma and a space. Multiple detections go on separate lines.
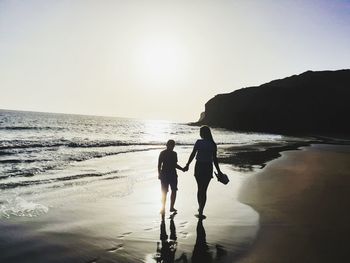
0, 197, 49, 218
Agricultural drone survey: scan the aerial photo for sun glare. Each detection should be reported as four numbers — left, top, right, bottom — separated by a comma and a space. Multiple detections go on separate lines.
133, 37, 188, 84
143, 44, 179, 76
142, 120, 171, 143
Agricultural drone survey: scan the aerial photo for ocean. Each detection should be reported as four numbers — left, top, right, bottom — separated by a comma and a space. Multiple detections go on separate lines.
0, 109, 286, 219
0, 109, 306, 262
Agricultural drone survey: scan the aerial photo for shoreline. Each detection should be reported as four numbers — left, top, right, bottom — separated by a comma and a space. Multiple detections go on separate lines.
0, 148, 259, 262
1, 141, 350, 262
237, 144, 350, 262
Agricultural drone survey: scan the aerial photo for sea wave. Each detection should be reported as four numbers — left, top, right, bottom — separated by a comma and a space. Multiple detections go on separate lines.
0, 197, 49, 218
66, 147, 162, 162
0, 139, 194, 151
0, 147, 161, 179
0, 159, 39, 164
0, 126, 65, 131
67, 141, 134, 148
0, 140, 71, 150
0, 139, 155, 150
0, 169, 122, 190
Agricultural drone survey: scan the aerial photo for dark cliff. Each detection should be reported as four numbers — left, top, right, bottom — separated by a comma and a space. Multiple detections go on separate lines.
198, 70, 350, 135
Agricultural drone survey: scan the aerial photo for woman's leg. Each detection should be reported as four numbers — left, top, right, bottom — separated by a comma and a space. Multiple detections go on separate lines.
196, 177, 211, 215
194, 162, 213, 216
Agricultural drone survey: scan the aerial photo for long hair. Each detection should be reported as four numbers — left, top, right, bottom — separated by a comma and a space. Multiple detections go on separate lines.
200, 126, 215, 144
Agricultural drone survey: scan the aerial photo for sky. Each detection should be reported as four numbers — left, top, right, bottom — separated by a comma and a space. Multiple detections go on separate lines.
0, 0, 349, 122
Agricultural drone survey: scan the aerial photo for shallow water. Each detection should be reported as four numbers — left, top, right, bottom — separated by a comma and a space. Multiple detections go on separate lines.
0, 110, 298, 262
0, 109, 293, 219
0, 148, 259, 263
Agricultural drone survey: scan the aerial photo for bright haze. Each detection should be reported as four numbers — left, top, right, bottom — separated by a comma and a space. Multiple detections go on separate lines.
1, 0, 349, 122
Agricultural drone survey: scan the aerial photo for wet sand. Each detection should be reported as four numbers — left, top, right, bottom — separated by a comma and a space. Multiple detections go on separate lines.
0, 148, 259, 262
2, 144, 349, 262
238, 144, 350, 263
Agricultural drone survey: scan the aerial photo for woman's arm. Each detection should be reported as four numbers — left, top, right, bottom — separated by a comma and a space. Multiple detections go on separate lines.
213, 145, 222, 174
184, 147, 197, 171
176, 164, 184, 171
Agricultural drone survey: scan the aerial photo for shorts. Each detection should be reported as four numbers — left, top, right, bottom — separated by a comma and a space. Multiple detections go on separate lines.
194, 161, 213, 181
160, 175, 178, 193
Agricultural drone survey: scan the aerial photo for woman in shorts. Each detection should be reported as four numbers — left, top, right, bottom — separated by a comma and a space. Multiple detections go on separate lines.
184, 126, 223, 218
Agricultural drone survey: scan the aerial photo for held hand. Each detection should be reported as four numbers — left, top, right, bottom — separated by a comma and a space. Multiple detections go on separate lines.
183, 164, 189, 172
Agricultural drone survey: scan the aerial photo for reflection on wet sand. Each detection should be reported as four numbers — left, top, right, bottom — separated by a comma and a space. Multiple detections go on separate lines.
154, 218, 227, 263
192, 219, 227, 263
155, 218, 184, 262
191, 219, 211, 262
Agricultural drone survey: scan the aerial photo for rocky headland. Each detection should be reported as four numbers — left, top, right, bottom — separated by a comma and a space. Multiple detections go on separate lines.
197, 70, 350, 135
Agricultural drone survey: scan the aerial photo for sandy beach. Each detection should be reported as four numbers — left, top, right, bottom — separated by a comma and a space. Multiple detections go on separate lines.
1, 143, 350, 262
0, 147, 259, 263
238, 144, 350, 263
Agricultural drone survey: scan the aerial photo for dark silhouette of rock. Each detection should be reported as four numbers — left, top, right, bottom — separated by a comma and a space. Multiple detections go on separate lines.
197, 70, 350, 135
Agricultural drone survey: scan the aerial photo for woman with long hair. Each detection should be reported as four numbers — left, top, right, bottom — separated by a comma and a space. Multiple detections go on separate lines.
184, 126, 223, 218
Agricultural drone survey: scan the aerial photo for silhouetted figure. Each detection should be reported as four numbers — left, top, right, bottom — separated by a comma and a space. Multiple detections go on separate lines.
191, 219, 213, 263
158, 140, 185, 217
184, 126, 223, 218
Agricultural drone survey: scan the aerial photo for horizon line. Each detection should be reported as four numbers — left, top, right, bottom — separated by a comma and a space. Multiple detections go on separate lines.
0, 108, 188, 123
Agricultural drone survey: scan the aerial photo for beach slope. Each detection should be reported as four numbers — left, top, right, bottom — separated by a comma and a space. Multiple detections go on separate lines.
238, 144, 350, 263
